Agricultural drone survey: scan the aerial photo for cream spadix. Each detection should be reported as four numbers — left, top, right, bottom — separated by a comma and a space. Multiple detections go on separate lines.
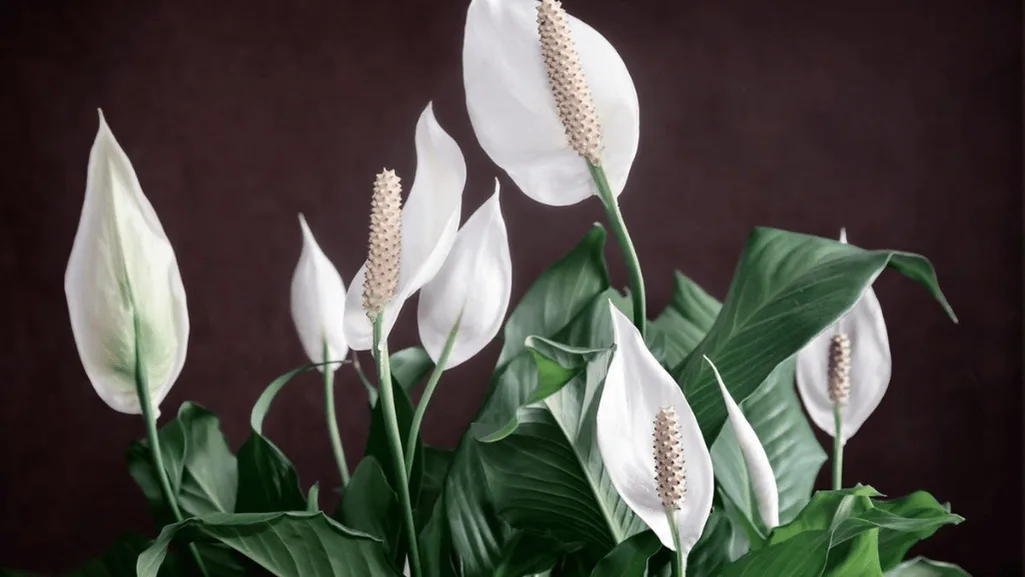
462, 0, 639, 206
796, 229, 892, 445
290, 214, 349, 369
596, 303, 713, 554
417, 181, 512, 369
343, 103, 466, 348
705, 355, 780, 530
65, 111, 189, 415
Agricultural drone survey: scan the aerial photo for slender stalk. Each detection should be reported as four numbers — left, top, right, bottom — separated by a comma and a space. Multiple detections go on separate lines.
588, 162, 647, 336
323, 342, 350, 488
666, 509, 686, 577
132, 316, 208, 577
832, 404, 844, 490
373, 315, 423, 577
350, 350, 375, 392
405, 319, 460, 472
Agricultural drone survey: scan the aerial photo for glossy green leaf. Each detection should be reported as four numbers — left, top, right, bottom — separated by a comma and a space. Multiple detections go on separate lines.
496, 224, 610, 369
647, 271, 722, 368
235, 432, 307, 513
684, 510, 747, 577
136, 512, 401, 577
441, 227, 612, 577
886, 557, 971, 576
365, 372, 423, 509
871, 492, 965, 570
673, 228, 956, 445
475, 296, 645, 562
250, 361, 343, 433
392, 347, 435, 394
128, 402, 237, 523
340, 457, 401, 558
419, 499, 460, 577
587, 531, 661, 577
307, 483, 320, 512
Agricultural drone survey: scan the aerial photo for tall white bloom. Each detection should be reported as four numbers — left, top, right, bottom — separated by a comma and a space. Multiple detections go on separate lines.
597, 304, 713, 556
417, 181, 512, 369
290, 214, 348, 369
796, 229, 892, 445
463, 0, 639, 206
65, 111, 189, 415
706, 355, 779, 529
343, 104, 466, 349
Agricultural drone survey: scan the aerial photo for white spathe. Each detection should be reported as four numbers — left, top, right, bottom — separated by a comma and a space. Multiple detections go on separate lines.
463, 0, 639, 206
343, 103, 466, 350
706, 355, 780, 529
597, 303, 713, 553
796, 228, 892, 445
417, 181, 512, 369
290, 214, 349, 370
64, 110, 189, 416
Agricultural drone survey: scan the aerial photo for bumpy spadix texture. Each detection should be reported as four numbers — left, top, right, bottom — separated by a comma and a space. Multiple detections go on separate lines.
290, 214, 348, 370
827, 333, 852, 405
597, 303, 713, 552
653, 407, 686, 510
65, 111, 189, 415
417, 181, 512, 369
362, 170, 403, 320
343, 104, 466, 349
463, 0, 639, 206
796, 228, 892, 445
536, 0, 601, 165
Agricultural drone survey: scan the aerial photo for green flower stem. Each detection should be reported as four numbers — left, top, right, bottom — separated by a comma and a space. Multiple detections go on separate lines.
350, 351, 375, 394
588, 161, 647, 336
666, 508, 686, 577
405, 318, 460, 473
832, 404, 844, 490
132, 316, 209, 577
373, 315, 423, 577
323, 342, 350, 488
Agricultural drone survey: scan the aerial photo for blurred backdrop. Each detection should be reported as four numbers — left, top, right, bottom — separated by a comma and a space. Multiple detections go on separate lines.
0, 0, 1020, 574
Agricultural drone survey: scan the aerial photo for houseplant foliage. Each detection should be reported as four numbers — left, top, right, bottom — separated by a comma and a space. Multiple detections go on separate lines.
10, 0, 970, 576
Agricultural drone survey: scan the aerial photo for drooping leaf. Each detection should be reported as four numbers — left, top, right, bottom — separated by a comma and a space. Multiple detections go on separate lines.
250, 361, 342, 434
136, 512, 401, 577
441, 226, 611, 577
871, 491, 965, 570
128, 402, 237, 523
673, 228, 956, 446
235, 432, 307, 513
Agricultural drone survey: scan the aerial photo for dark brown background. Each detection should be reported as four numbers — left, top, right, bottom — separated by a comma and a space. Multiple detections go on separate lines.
0, 0, 1020, 574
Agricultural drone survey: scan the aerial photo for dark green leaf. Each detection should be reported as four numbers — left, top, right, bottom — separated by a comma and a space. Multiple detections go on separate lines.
251, 362, 342, 433
441, 227, 612, 577
136, 512, 401, 577
588, 531, 661, 577
886, 557, 971, 576
307, 483, 321, 512
392, 347, 435, 394
673, 228, 956, 445
683, 509, 747, 576
128, 402, 237, 524
365, 372, 423, 509
340, 457, 401, 559
496, 224, 610, 369
849, 492, 965, 570
647, 271, 722, 368
235, 433, 307, 513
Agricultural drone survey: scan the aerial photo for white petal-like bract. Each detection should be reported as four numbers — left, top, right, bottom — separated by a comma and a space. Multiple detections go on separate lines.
290, 214, 349, 370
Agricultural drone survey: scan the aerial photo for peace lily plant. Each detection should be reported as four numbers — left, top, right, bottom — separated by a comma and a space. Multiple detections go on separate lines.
26, 1, 969, 576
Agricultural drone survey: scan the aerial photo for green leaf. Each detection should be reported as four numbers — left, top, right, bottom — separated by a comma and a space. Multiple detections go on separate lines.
684, 510, 747, 576
672, 227, 956, 445
251, 361, 342, 433
418, 447, 453, 528
340, 457, 401, 558
496, 224, 610, 370
136, 512, 401, 577
128, 402, 237, 523
235, 432, 307, 513
365, 372, 424, 510
587, 531, 661, 577
392, 346, 435, 394
886, 557, 971, 576
475, 299, 645, 560
647, 271, 722, 368
307, 483, 320, 512
440, 227, 612, 577
871, 492, 965, 570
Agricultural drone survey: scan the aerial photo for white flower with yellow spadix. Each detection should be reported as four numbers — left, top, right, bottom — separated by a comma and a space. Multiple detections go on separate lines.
796, 229, 892, 446
290, 214, 349, 368
417, 181, 512, 369
705, 355, 780, 530
463, 0, 639, 206
597, 303, 713, 569
343, 103, 466, 350
64, 110, 189, 416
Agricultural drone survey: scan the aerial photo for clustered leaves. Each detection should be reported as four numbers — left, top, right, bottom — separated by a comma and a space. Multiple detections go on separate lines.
31, 0, 969, 576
